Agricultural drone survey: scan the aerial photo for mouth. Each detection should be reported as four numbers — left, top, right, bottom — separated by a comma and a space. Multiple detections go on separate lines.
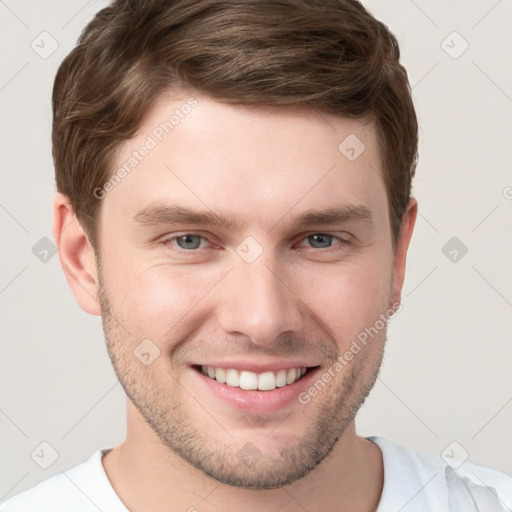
193, 364, 315, 391
190, 358, 323, 413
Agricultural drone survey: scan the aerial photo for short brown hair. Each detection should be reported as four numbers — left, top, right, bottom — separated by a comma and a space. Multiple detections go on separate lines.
53, 0, 418, 249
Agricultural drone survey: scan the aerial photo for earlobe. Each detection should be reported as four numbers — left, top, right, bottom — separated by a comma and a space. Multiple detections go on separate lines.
390, 198, 418, 308
53, 193, 101, 315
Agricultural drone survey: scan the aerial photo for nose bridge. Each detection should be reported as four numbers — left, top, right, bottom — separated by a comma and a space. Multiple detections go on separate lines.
217, 245, 301, 345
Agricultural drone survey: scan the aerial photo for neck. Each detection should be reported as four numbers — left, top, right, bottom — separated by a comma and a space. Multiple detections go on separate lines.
102, 399, 383, 512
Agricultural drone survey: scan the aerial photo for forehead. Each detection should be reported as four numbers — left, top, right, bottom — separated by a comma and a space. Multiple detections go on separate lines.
103, 91, 388, 233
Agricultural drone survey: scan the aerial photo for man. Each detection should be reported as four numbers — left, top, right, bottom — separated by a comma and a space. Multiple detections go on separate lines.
1, 0, 511, 510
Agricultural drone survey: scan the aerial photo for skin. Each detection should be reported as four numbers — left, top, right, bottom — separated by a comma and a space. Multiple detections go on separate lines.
53, 91, 417, 512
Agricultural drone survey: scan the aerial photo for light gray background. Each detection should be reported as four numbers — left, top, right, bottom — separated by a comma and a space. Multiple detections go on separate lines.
1, 0, 511, 500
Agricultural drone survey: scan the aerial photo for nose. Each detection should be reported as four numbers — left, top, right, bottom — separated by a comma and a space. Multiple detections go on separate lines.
216, 249, 303, 348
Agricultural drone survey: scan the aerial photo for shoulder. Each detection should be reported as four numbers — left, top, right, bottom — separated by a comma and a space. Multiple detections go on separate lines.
0, 448, 127, 512
369, 436, 512, 512
0, 471, 90, 510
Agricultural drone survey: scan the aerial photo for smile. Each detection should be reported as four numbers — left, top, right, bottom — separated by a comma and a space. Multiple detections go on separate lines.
200, 365, 309, 391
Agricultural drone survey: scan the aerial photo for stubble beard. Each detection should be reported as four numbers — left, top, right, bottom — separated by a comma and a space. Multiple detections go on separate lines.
97, 271, 386, 490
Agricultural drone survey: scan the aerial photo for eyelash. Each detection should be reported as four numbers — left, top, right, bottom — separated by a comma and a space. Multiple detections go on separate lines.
160, 232, 352, 253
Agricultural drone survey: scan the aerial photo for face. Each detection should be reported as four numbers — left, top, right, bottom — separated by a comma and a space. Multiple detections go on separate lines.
94, 92, 407, 489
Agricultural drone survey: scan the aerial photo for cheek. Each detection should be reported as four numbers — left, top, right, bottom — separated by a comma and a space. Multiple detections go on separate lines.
103, 258, 223, 342
295, 255, 392, 347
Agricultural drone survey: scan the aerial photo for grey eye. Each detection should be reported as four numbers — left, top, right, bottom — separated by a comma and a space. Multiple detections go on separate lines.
307, 234, 333, 248
175, 234, 203, 250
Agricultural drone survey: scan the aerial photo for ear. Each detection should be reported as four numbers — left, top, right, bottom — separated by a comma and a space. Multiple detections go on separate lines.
390, 197, 418, 309
53, 193, 101, 315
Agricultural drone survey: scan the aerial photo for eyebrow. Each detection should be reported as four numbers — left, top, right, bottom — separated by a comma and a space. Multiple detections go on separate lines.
133, 203, 373, 231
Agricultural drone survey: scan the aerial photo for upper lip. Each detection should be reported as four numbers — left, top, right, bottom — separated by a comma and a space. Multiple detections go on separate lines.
193, 358, 320, 373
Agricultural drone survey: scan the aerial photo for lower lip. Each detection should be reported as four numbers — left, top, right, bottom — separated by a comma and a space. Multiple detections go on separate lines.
192, 366, 321, 413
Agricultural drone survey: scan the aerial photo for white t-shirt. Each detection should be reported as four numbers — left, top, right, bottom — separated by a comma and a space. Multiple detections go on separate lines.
1, 436, 511, 511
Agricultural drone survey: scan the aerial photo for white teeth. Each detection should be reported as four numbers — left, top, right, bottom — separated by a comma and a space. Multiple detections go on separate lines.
286, 368, 297, 385
276, 369, 287, 387
225, 369, 239, 387
239, 371, 258, 390
258, 371, 276, 391
216, 367, 226, 384
200, 366, 308, 391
